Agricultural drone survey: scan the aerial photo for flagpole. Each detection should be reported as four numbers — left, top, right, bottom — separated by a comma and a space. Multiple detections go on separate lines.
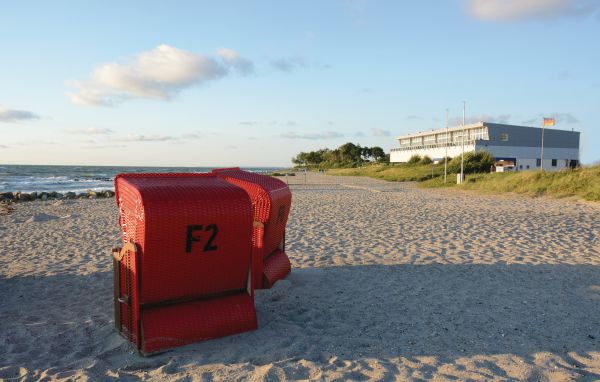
444, 109, 448, 183
540, 119, 545, 171
460, 101, 465, 183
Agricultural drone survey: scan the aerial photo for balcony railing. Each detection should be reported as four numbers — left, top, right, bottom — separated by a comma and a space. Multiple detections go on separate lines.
391, 140, 477, 152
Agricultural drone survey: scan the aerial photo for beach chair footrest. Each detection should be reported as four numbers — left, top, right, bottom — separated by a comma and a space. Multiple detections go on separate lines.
262, 250, 291, 289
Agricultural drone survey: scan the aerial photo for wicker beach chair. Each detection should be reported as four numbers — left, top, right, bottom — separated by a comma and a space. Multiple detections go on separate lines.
112, 173, 257, 355
212, 168, 292, 289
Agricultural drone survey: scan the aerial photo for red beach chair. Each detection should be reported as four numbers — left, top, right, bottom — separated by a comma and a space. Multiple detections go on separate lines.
112, 173, 257, 355
212, 168, 292, 289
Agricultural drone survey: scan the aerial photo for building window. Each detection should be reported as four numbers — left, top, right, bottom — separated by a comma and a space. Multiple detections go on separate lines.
536, 158, 541, 167
423, 135, 436, 146
437, 132, 450, 144
500, 133, 509, 141
410, 137, 422, 147
526, 165, 530, 169
452, 131, 463, 144
552, 159, 557, 167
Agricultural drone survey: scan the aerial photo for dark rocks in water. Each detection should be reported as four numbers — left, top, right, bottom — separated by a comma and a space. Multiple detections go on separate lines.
1, 189, 115, 202
0, 192, 14, 201
17, 193, 31, 201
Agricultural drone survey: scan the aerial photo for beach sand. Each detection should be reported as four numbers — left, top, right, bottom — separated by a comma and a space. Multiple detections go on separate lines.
1, 173, 600, 381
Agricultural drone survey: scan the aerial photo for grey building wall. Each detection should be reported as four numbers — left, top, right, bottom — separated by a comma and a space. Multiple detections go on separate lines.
484, 123, 580, 149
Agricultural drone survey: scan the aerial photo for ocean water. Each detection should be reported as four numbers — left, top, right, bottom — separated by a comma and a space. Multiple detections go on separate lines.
0, 165, 282, 194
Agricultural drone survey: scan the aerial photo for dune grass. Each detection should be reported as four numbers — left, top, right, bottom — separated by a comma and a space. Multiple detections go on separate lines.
328, 164, 600, 201
455, 166, 600, 201
328, 163, 444, 182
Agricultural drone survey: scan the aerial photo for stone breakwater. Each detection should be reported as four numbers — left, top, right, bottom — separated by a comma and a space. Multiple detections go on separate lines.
0, 190, 115, 203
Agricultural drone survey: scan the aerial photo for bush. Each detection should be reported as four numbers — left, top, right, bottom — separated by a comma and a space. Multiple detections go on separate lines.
420, 155, 433, 165
407, 155, 422, 165
448, 150, 495, 174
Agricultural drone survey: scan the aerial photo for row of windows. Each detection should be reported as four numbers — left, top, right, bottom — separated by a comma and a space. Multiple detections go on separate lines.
398, 128, 488, 148
535, 159, 559, 167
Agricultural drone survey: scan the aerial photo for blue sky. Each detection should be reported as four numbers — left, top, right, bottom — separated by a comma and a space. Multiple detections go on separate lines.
1, 0, 599, 166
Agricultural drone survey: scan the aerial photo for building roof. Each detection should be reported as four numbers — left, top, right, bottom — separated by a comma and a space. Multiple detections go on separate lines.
396, 121, 580, 140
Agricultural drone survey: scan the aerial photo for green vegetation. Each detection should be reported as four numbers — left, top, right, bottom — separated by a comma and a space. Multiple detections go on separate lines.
447, 151, 495, 174
421, 165, 600, 201
292, 142, 389, 168
328, 163, 444, 182
294, 144, 599, 201
328, 150, 495, 182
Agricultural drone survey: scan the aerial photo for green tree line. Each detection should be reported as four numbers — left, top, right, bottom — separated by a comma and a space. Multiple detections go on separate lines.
292, 142, 389, 168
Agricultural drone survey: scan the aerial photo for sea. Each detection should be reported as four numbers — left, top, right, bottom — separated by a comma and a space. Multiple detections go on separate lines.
0, 165, 283, 194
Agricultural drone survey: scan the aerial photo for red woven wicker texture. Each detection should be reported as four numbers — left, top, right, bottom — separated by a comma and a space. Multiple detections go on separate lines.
211, 168, 292, 258
118, 249, 140, 347
251, 226, 264, 290
115, 181, 144, 346
115, 173, 253, 304
114, 173, 256, 352
141, 293, 258, 354
262, 249, 291, 288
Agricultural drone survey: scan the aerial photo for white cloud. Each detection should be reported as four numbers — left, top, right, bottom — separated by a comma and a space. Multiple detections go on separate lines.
217, 48, 255, 75
181, 133, 202, 140
522, 113, 579, 125
467, 0, 600, 21
270, 57, 306, 73
372, 128, 391, 137
65, 127, 114, 135
0, 106, 39, 123
124, 134, 178, 142
449, 114, 511, 125
281, 131, 344, 140
67, 45, 253, 106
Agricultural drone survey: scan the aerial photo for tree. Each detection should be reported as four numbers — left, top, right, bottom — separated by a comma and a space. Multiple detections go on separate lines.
361, 146, 373, 161
339, 142, 363, 164
371, 147, 386, 162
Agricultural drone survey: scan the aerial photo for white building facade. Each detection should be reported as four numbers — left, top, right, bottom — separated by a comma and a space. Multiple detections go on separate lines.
390, 122, 580, 171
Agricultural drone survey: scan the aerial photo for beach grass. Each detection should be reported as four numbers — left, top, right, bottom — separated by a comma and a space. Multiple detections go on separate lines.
329, 164, 600, 201
327, 163, 444, 182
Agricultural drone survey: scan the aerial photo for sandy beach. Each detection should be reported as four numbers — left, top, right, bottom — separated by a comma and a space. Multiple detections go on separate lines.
1, 172, 600, 381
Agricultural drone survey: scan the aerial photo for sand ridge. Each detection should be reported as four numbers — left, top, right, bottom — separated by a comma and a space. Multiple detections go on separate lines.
1, 173, 600, 381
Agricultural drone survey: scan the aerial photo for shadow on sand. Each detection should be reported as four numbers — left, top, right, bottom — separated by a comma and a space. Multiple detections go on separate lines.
1, 263, 600, 380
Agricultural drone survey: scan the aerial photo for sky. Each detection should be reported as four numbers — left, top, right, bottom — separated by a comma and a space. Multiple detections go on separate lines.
1, 0, 599, 167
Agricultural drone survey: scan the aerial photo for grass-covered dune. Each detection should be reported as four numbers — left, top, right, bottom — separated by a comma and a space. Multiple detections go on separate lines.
329, 164, 600, 201
327, 163, 444, 182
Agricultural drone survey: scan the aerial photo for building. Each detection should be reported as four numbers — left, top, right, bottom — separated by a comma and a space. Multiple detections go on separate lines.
390, 122, 580, 171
